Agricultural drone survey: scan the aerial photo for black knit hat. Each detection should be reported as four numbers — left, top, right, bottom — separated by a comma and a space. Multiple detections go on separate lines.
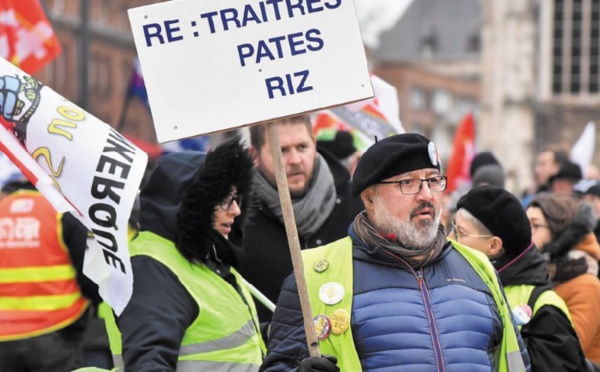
469, 151, 502, 178
351, 133, 441, 196
457, 186, 532, 256
317, 130, 357, 160
549, 161, 583, 183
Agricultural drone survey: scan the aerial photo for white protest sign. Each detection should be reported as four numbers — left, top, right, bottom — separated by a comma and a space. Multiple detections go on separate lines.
0, 58, 148, 315
129, 0, 373, 143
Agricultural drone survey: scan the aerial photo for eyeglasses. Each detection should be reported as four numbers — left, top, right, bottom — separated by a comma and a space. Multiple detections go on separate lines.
531, 223, 549, 233
450, 223, 493, 241
218, 194, 242, 210
378, 176, 447, 195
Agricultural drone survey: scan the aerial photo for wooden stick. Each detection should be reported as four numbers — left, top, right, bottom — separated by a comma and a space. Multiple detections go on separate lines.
266, 123, 320, 358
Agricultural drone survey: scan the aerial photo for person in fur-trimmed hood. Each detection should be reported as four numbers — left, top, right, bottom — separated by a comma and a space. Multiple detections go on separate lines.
104, 136, 265, 371
527, 192, 600, 364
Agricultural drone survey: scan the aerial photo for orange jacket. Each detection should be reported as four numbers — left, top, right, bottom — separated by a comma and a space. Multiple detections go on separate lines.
0, 190, 88, 341
554, 233, 600, 363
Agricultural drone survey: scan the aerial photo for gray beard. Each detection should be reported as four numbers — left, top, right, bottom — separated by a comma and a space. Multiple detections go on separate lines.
372, 195, 442, 249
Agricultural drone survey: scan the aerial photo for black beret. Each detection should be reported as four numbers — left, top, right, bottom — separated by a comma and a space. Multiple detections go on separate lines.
457, 186, 532, 256
351, 133, 441, 196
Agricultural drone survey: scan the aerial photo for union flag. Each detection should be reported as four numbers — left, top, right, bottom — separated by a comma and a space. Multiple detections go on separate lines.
0, 0, 61, 75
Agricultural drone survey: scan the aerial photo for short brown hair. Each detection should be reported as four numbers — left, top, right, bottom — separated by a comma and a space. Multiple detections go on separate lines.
539, 144, 569, 167
249, 115, 312, 151
528, 192, 579, 237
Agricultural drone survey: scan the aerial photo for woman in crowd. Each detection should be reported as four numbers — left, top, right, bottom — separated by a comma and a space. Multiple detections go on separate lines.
527, 193, 600, 363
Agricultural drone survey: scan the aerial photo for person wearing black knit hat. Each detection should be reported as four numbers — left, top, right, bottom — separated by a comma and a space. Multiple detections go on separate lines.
262, 133, 530, 372
316, 130, 360, 176
550, 160, 583, 196
103, 136, 265, 371
469, 151, 502, 178
454, 186, 592, 372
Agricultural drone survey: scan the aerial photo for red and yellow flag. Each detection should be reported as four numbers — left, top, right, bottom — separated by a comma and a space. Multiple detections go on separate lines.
0, 0, 61, 75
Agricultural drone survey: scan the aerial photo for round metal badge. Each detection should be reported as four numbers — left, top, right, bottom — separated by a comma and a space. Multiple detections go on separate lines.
331, 309, 350, 335
319, 282, 344, 305
428, 141, 439, 167
313, 259, 330, 273
313, 314, 332, 340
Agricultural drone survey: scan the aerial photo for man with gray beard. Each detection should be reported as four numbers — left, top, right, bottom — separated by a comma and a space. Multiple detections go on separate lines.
261, 133, 531, 372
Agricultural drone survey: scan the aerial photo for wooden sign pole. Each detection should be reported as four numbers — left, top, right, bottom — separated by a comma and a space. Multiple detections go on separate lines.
265, 123, 321, 358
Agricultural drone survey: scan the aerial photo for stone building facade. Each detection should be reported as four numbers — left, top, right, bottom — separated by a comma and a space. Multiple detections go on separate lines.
482, 0, 600, 194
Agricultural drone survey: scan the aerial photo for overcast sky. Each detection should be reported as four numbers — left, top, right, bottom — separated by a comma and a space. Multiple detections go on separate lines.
354, 0, 414, 49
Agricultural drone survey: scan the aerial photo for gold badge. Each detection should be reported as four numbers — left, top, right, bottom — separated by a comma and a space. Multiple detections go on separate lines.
313, 259, 329, 273
331, 309, 350, 335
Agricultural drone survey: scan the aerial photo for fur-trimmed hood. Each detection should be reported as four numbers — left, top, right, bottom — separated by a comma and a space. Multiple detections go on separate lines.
139, 136, 254, 265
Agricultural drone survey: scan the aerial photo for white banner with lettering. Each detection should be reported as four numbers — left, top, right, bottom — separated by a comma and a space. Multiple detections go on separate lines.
129, 0, 373, 142
0, 57, 147, 315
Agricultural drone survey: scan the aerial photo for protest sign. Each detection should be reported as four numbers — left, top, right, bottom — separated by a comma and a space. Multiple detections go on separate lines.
128, 0, 373, 143
0, 58, 148, 315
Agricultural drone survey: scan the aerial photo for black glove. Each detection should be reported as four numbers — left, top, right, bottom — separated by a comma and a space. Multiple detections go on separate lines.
298, 355, 340, 372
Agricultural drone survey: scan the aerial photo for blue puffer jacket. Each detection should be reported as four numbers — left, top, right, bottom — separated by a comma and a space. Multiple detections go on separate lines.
260, 230, 530, 371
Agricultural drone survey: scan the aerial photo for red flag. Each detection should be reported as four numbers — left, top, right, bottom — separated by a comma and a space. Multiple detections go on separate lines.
445, 112, 476, 194
0, 0, 61, 75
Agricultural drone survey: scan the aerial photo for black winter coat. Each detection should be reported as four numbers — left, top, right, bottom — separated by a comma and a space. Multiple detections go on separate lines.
497, 246, 590, 371
238, 150, 364, 322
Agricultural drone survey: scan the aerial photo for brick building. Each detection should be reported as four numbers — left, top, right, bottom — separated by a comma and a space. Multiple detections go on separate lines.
372, 0, 481, 165
36, 0, 161, 144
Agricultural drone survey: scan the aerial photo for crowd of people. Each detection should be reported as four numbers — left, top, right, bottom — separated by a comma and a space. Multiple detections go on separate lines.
3, 114, 600, 371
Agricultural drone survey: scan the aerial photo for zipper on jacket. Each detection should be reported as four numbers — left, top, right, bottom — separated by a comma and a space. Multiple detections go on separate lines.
380, 249, 446, 371
417, 269, 445, 372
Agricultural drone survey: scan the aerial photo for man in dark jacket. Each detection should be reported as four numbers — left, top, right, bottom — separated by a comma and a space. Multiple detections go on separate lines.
454, 186, 595, 371
238, 115, 364, 322
261, 133, 530, 372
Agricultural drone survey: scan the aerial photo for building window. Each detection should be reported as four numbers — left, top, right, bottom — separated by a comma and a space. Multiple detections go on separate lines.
456, 98, 477, 119
90, 52, 112, 99
552, 0, 600, 95
432, 89, 452, 115
48, 44, 68, 94
590, 0, 600, 92
410, 86, 426, 110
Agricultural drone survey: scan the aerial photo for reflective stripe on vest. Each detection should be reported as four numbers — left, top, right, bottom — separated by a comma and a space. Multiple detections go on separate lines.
111, 359, 262, 372
504, 284, 572, 330
105, 231, 264, 371
0, 190, 88, 341
302, 237, 526, 372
